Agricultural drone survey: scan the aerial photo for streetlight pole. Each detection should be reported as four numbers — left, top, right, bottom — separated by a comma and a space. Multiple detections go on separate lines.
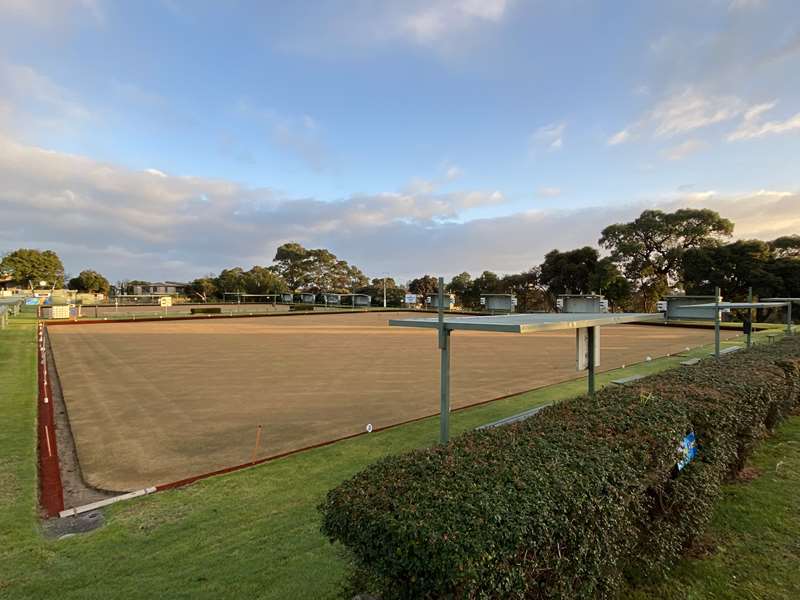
383, 273, 387, 309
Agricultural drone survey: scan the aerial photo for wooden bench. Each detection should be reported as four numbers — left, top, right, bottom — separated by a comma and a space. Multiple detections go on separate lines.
611, 374, 646, 386
680, 358, 701, 366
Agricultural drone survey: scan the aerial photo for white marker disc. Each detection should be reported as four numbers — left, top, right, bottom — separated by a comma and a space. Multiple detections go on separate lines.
366, 423, 373, 433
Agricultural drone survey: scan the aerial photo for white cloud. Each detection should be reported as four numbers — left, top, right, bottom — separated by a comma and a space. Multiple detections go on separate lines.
665, 189, 800, 240
0, 0, 104, 27
236, 100, 331, 172
607, 128, 631, 146
401, 0, 509, 44
728, 101, 800, 141
0, 133, 507, 280
728, 0, 766, 10
444, 164, 463, 181
662, 139, 708, 160
609, 87, 745, 145
532, 121, 566, 151
3, 132, 798, 282
537, 187, 561, 198
649, 88, 744, 138
276, 0, 513, 59
0, 60, 91, 134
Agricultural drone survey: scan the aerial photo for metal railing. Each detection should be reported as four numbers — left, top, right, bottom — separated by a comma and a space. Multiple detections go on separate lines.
0, 297, 25, 330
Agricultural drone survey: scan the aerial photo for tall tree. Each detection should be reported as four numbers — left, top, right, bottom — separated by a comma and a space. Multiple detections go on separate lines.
539, 247, 601, 297
408, 275, 439, 300
683, 240, 787, 300
447, 272, 472, 297
1, 248, 65, 288
272, 242, 368, 292
68, 270, 111, 295
356, 278, 405, 307
499, 269, 545, 312
272, 242, 310, 289
589, 258, 633, 311
216, 267, 246, 295
244, 266, 287, 295
599, 209, 733, 309
185, 277, 219, 302
770, 235, 800, 259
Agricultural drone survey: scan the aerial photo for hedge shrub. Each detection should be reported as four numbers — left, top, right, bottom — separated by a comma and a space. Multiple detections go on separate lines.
319, 337, 800, 599
190, 307, 222, 314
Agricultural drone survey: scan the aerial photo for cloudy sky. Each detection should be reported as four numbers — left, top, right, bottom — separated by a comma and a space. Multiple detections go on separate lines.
1, 0, 799, 283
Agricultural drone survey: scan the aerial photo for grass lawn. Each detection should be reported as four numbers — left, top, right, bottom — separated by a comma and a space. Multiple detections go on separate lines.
0, 311, 797, 599
624, 416, 800, 600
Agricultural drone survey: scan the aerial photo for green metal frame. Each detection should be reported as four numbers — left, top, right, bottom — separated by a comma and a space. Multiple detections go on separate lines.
392, 286, 663, 444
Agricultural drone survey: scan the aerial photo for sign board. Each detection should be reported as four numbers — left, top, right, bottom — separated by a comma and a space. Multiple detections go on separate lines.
599, 299, 609, 312
656, 300, 668, 312
576, 326, 600, 371
511, 297, 518, 306
480, 297, 486, 305
404, 293, 417, 305
556, 298, 564, 310
676, 432, 697, 471
51, 305, 71, 319
159, 296, 173, 307
426, 296, 431, 304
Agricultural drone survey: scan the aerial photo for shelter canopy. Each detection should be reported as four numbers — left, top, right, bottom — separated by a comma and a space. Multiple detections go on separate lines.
389, 312, 662, 334
684, 302, 788, 309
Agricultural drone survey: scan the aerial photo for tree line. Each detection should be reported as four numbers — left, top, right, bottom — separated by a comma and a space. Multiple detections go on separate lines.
2, 207, 798, 309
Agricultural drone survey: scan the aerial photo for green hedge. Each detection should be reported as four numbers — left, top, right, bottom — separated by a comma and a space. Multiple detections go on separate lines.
190, 307, 222, 314
319, 338, 800, 599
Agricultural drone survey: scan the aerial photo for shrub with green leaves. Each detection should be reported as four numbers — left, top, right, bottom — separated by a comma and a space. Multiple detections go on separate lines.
319, 337, 800, 599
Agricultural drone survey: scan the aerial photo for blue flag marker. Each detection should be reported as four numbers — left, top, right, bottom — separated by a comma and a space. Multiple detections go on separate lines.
677, 432, 697, 471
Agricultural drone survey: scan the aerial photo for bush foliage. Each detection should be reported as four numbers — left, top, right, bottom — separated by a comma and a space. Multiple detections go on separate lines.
190, 307, 222, 314
319, 337, 800, 599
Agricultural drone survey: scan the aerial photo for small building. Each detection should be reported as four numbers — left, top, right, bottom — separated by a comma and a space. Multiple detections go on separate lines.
481, 294, 516, 314
662, 295, 720, 321
131, 281, 188, 296
296, 292, 316, 304
0, 274, 20, 292
427, 293, 456, 310
319, 293, 341, 305
557, 294, 609, 313
279, 293, 294, 303
341, 293, 371, 307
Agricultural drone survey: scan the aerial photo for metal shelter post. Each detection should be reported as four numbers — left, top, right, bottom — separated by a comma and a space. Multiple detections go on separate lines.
714, 286, 721, 359
587, 326, 596, 397
747, 287, 753, 348
787, 302, 793, 335
437, 277, 450, 444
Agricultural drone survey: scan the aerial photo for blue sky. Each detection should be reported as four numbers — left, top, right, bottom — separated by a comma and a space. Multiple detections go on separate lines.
1, 0, 799, 282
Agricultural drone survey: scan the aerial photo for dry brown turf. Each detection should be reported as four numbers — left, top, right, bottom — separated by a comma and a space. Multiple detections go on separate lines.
47, 311, 740, 492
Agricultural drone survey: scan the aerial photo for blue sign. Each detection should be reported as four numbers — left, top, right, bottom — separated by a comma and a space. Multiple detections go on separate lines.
677, 432, 697, 471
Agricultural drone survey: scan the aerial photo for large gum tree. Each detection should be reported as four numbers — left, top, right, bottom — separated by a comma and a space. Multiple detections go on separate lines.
599, 209, 733, 310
